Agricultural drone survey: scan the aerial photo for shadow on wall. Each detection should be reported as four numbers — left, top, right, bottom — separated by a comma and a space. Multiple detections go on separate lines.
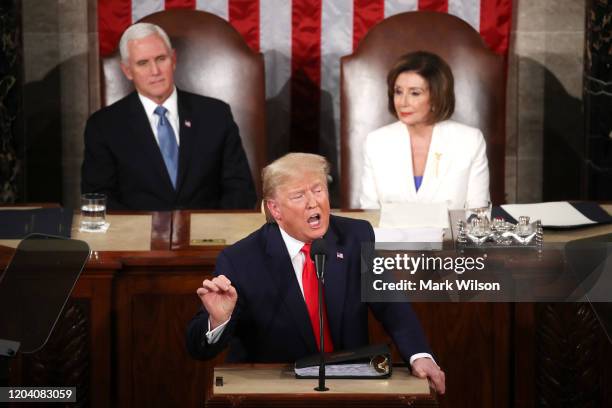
22, 60, 63, 204
518, 57, 586, 201
319, 85, 340, 209
264, 51, 341, 207
264, 52, 291, 165
21, 53, 88, 206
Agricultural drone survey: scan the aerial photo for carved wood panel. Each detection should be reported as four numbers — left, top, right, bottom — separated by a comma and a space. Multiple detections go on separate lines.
19, 299, 90, 407
536, 303, 607, 408
370, 303, 511, 408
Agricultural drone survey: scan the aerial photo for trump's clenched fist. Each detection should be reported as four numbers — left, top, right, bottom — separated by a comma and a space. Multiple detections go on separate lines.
196, 275, 237, 329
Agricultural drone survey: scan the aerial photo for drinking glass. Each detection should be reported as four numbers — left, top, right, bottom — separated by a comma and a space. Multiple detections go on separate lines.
80, 193, 106, 231
464, 199, 492, 225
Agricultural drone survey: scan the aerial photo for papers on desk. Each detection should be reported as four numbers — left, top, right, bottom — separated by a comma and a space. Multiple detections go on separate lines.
379, 202, 449, 229
500, 202, 608, 228
294, 363, 384, 378
375, 202, 447, 243
374, 227, 443, 243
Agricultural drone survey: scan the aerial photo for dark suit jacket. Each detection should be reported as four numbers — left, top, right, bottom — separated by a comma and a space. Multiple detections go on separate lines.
186, 215, 432, 363
81, 90, 256, 210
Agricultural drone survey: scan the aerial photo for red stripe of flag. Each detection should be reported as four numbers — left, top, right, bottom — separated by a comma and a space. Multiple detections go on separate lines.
164, 0, 195, 10
229, 0, 260, 52
418, 0, 448, 12
290, 0, 322, 153
98, 0, 132, 56
353, 0, 384, 51
480, 0, 513, 55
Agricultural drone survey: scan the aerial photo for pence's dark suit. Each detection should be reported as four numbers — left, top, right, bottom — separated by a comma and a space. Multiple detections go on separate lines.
186, 215, 431, 363
81, 90, 256, 210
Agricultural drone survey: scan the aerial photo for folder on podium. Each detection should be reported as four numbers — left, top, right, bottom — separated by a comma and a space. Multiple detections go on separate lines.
294, 343, 392, 379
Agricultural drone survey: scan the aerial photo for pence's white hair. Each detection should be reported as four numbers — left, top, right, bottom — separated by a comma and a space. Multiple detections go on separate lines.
119, 23, 172, 62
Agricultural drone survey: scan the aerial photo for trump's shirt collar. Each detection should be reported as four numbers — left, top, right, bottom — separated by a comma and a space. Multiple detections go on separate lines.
278, 226, 305, 260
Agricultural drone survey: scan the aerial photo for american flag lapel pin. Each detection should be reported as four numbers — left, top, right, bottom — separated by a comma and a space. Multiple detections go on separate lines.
337, 252, 344, 259
184, 120, 192, 128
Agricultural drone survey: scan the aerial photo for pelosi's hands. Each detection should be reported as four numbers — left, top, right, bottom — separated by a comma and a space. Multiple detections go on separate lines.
411, 357, 446, 395
196, 275, 237, 329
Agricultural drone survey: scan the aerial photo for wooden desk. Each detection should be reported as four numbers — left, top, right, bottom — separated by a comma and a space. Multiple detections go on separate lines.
0, 210, 172, 408
207, 365, 436, 407
1, 208, 611, 408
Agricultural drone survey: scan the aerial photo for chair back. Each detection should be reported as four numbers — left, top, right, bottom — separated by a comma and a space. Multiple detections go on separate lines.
101, 9, 266, 198
341, 11, 505, 208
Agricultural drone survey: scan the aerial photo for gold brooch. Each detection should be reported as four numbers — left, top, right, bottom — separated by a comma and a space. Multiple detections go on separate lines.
434, 152, 442, 177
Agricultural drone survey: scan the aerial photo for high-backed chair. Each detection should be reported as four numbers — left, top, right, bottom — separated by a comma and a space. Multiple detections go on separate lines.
341, 11, 505, 208
101, 9, 266, 199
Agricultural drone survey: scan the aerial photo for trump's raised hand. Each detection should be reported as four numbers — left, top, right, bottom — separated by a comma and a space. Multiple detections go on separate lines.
196, 275, 237, 329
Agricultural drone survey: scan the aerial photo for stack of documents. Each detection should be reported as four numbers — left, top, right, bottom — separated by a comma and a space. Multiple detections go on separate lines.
375, 202, 447, 242
500, 202, 611, 228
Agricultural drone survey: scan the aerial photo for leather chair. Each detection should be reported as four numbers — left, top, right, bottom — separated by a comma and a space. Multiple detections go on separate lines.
101, 9, 266, 199
341, 11, 505, 208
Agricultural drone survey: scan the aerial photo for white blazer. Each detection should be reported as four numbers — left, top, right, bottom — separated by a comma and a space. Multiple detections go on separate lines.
359, 120, 490, 210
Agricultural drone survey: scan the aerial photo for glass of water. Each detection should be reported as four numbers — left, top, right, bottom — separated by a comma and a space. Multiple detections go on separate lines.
464, 199, 492, 225
80, 193, 106, 231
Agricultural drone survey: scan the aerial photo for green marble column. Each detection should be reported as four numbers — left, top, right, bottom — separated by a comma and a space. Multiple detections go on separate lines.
0, 0, 22, 203
584, 0, 612, 199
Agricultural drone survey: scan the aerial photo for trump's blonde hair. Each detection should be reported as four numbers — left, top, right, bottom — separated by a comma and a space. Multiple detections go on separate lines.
262, 153, 330, 222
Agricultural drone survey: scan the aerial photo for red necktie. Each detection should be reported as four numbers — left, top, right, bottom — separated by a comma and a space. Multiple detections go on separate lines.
301, 243, 334, 352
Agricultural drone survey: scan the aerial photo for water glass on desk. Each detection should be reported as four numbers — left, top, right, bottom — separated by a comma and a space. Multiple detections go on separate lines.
464, 200, 492, 226
81, 193, 106, 231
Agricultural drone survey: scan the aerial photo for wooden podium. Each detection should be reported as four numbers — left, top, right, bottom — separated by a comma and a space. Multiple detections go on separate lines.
205, 364, 437, 407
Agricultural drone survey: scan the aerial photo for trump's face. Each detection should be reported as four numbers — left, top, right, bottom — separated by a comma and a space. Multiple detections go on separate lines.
121, 33, 176, 104
266, 172, 331, 243
393, 71, 432, 129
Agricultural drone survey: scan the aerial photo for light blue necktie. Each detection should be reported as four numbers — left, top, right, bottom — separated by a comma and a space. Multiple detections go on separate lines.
154, 105, 179, 188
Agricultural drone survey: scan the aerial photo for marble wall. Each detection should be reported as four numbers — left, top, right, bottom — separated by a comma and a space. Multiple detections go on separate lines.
21, 0, 96, 207
506, 0, 586, 203
20, 0, 589, 206
0, 0, 22, 203
584, 0, 612, 200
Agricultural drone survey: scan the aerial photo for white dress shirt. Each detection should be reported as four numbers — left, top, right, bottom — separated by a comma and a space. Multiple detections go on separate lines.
138, 87, 181, 146
204, 226, 434, 365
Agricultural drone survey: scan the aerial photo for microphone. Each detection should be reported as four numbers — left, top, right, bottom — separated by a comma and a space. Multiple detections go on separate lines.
309, 238, 329, 392
310, 238, 328, 280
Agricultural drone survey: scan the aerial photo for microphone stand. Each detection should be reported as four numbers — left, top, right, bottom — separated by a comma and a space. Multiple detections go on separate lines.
314, 254, 329, 392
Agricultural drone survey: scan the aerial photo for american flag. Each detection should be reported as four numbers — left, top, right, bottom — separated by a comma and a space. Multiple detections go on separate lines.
98, 0, 512, 166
